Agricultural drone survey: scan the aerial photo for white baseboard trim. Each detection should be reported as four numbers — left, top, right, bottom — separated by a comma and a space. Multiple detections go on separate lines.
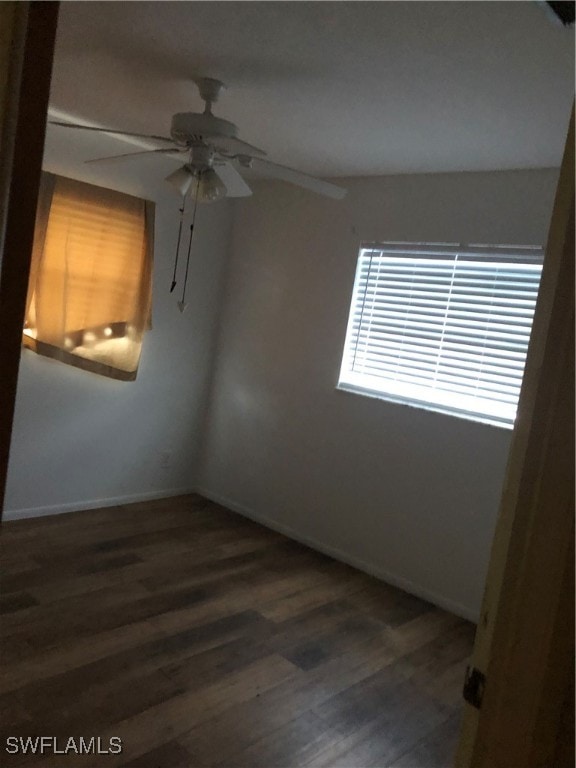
4, 482, 479, 623
197, 486, 479, 624
2, 487, 197, 522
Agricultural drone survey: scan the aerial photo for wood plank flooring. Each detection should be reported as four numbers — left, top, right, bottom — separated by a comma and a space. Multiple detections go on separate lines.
0, 495, 474, 767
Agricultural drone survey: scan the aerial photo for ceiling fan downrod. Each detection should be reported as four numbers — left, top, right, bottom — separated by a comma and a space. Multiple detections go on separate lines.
195, 77, 226, 115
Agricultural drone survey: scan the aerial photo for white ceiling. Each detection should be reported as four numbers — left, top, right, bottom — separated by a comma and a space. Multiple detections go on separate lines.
48, 1, 574, 178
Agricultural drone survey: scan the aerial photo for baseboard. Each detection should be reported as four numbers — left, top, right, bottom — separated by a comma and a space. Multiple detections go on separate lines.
197, 486, 479, 624
2, 487, 197, 522
4, 482, 479, 623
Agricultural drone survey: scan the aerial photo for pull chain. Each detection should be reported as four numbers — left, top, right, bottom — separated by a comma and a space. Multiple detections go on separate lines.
178, 175, 201, 313
170, 195, 187, 293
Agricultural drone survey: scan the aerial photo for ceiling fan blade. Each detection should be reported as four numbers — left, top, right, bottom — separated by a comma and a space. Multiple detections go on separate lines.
240, 156, 347, 200
49, 121, 174, 144
84, 148, 186, 164
208, 135, 267, 157
212, 162, 252, 197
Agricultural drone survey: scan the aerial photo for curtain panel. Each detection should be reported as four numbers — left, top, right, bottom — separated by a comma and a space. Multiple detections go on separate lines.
23, 173, 154, 381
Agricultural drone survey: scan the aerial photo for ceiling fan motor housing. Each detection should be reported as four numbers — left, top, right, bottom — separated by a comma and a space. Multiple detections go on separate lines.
170, 113, 238, 146
189, 145, 216, 172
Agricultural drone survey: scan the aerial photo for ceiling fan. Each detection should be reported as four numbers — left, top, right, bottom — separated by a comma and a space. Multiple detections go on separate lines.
50, 77, 347, 202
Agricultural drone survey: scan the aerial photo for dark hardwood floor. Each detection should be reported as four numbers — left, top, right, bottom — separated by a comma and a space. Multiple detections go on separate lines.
0, 495, 474, 767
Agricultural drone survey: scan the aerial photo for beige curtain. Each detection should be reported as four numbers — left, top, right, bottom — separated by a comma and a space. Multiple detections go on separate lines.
23, 173, 154, 381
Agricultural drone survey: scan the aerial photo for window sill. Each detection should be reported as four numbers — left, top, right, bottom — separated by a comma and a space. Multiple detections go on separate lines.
335, 382, 514, 430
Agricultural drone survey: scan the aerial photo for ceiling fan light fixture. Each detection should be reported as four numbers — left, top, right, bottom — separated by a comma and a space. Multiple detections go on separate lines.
195, 168, 227, 203
165, 166, 194, 197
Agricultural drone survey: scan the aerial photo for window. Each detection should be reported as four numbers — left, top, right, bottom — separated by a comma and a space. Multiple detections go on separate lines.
338, 243, 544, 427
23, 173, 154, 381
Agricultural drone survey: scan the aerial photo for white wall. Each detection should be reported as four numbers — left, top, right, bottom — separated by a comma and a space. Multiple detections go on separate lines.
197, 168, 559, 621
3, 132, 232, 518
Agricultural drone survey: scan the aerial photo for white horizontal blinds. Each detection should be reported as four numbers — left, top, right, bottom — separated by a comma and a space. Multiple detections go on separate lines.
340, 244, 543, 425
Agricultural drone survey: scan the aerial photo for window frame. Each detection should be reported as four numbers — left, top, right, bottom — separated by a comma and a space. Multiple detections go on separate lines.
23, 172, 154, 381
337, 241, 544, 428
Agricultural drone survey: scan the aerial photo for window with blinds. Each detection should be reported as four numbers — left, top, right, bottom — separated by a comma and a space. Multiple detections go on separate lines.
338, 243, 544, 427
23, 173, 154, 381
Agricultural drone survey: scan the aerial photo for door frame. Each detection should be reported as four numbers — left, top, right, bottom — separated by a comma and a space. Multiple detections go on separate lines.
455, 109, 574, 767
0, 1, 59, 517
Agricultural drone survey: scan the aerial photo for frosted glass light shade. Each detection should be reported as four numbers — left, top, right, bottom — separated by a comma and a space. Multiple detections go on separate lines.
165, 166, 195, 197
195, 169, 226, 203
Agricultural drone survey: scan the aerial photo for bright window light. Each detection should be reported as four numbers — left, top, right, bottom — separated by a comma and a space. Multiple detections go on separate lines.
23, 173, 154, 381
338, 243, 544, 427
